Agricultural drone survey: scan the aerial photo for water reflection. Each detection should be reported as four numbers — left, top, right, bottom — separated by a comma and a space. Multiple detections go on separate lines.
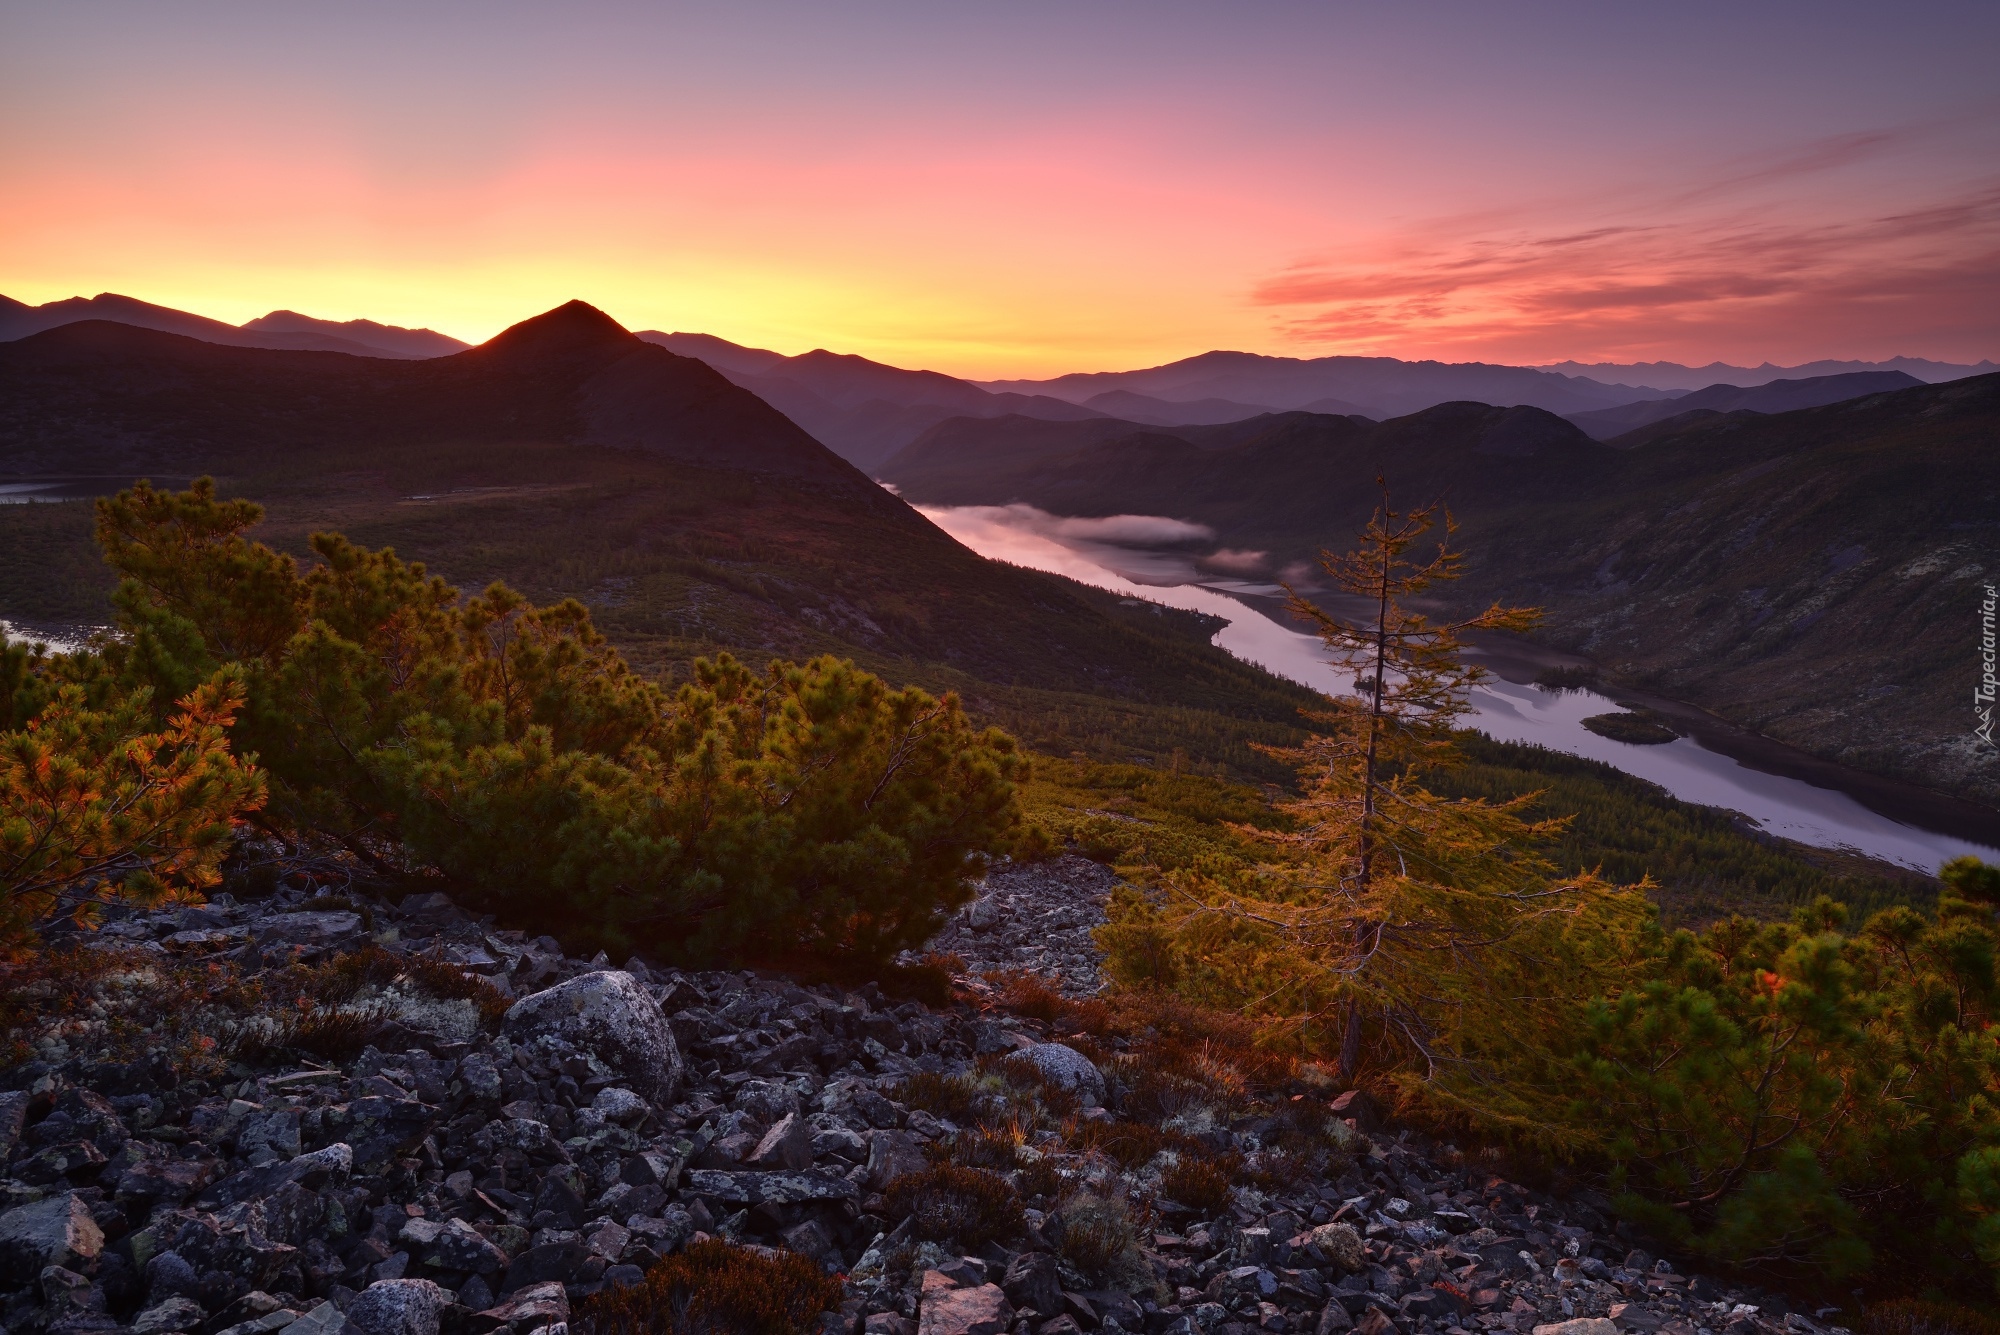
920, 503, 2000, 873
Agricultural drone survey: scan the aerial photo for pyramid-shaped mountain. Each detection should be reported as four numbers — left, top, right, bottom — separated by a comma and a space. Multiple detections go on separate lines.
0, 301, 854, 482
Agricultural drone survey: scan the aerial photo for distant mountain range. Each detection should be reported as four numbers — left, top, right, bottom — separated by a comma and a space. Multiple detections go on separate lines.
1537, 356, 1995, 392
1563, 370, 1925, 440
0, 292, 469, 359
6, 292, 1988, 471
635, 332, 1107, 471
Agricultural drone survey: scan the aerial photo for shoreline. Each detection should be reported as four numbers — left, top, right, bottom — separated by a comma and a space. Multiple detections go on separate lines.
1216, 585, 2000, 855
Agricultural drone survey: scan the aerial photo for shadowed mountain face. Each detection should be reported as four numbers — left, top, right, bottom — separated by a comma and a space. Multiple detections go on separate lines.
1566, 370, 1925, 439
882, 377, 2000, 806
0, 292, 467, 359
0, 302, 858, 483
0, 300, 1321, 776
638, 332, 1104, 471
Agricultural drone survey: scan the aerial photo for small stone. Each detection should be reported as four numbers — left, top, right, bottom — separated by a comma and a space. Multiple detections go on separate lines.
591, 1087, 649, 1125
1004, 1045, 1105, 1104
1307, 1223, 1364, 1274
287, 1302, 359, 1335
1002, 1252, 1062, 1316
476, 1280, 569, 1333
133, 1296, 207, 1335
747, 1112, 814, 1171
147, 1250, 202, 1302
921, 1282, 1014, 1335
348, 1279, 451, 1335
1533, 1321, 1621, 1335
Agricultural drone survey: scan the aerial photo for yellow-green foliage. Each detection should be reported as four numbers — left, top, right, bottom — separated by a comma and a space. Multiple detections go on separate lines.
1, 670, 265, 948
1573, 862, 2000, 1285
82, 479, 1027, 965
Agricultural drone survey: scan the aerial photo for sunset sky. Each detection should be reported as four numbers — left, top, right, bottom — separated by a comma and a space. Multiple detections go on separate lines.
3, 1, 1997, 377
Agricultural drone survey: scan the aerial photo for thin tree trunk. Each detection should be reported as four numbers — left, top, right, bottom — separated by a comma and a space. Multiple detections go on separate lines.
1340, 521, 1394, 1084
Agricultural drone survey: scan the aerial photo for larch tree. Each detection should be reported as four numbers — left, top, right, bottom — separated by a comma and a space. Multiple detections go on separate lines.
1229, 483, 1647, 1093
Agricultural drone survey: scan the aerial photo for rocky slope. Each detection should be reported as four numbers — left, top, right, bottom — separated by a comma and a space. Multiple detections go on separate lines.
1, 866, 1852, 1335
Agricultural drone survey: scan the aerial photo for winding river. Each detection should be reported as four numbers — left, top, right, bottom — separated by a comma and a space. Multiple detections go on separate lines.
922, 502, 2000, 874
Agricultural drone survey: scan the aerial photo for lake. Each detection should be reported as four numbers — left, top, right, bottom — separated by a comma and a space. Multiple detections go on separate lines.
921, 502, 2000, 874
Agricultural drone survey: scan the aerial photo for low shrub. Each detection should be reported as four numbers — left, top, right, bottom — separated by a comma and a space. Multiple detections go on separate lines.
1052, 1191, 1143, 1285
894, 1072, 984, 1124
883, 1163, 1024, 1248
1069, 1119, 1170, 1170
572, 1238, 842, 1335
1158, 1155, 1233, 1215
942, 1123, 1029, 1172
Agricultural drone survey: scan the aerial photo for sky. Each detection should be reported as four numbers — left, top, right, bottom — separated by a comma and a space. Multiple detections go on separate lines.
3, 1, 1998, 377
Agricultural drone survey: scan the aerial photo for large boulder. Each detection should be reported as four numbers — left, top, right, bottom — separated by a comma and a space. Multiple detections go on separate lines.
503, 971, 682, 1105
1005, 1043, 1105, 1105
919, 1277, 1013, 1335
0, 1192, 105, 1283
347, 1280, 450, 1335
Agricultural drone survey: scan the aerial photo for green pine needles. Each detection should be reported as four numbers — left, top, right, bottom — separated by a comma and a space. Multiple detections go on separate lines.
6, 478, 1026, 963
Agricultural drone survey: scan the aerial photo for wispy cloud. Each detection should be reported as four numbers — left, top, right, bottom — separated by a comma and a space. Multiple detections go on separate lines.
1253, 130, 2000, 363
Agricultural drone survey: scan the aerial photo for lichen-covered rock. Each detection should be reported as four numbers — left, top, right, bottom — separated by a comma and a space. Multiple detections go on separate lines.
503, 970, 681, 1104
132, 1296, 208, 1335
1307, 1221, 1366, 1273
1006, 1043, 1105, 1104
0, 1193, 105, 1282
347, 1279, 450, 1335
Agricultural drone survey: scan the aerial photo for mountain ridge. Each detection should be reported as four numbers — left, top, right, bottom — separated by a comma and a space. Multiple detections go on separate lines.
0, 291, 469, 359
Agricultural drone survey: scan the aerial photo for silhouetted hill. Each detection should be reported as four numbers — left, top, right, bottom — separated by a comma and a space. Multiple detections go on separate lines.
0, 302, 1320, 777
638, 332, 1105, 471
242, 309, 468, 358
1567, 371, 1924, 439
1081, 390, 1280, 425
0, 303, 854, 482
0, 292, 465, 358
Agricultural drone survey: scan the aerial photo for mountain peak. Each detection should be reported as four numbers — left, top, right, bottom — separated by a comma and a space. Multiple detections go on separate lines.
475, 300, 636, 361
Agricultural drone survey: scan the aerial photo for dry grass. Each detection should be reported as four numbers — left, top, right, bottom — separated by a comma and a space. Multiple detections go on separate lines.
572, 1238, 843, 1335
0, 945, 259, 1074
1864, 1303, 2000, 1335
883, 1163, 1025, 1248
893, 1071, 985, 1124
1053, 1192, 1143, 1285
1158, 1156, 1234, 1215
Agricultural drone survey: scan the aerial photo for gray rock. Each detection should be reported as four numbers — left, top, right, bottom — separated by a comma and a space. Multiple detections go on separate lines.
1308, 1223, 1365, 1273
590, 1087, 649, 1125
1006, 1044, 1105, 1104
261, 911, 363, 945
682, 1168, 861, 1205
287, 1302, 360, 1335
866, 1129, 928, 1190
476, 1281, 568, 1334
347, 1280, 451, 1335
432, 1218, 508, 1274
0, 1090, 28, 1158
146, 1250, 201, 1302
1001, 1252, 1062, 1316
132, 1296, 207, 1335
746, 1112, 814, 1171
0, 1192, 105, 1280
1533, 1322, 1620, 1335
503, 971, 682, 1105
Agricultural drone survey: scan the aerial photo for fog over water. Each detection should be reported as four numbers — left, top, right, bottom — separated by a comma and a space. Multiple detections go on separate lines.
923, 503, 2000, 874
